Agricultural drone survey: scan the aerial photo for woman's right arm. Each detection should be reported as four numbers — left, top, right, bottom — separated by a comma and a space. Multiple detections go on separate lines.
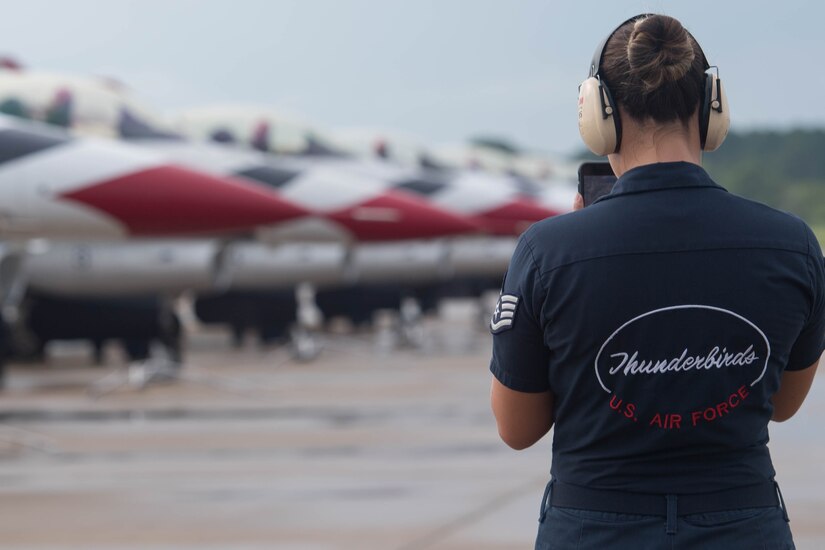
491, 377, 555, 450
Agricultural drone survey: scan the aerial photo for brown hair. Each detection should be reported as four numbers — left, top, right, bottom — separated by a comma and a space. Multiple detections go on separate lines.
601, 15, 706, 124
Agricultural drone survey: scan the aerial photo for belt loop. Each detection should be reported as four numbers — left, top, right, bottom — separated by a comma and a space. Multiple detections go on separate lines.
538, 479, 555, 524
665, 494, 678, 535
774, 481, 790, 523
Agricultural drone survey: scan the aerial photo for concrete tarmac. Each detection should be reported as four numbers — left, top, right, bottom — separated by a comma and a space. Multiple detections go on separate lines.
0, 307, 822, 549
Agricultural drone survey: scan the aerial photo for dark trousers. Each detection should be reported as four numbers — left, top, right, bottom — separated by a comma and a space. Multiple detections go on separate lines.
536, 485, 795, 549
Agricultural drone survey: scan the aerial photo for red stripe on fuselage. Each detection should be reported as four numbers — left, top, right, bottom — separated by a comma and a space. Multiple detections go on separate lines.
60, 165, 308, 237
473, 199, 560, 236
326, 192, 479, 241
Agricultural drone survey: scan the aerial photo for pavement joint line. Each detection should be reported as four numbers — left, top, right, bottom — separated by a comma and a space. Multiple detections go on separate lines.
85, 369, 288, 403
0, 422, 60, 455
394, 474, 547, 550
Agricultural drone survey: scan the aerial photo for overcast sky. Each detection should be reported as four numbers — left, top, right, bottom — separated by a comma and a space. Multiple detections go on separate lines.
0, 0, 822, 155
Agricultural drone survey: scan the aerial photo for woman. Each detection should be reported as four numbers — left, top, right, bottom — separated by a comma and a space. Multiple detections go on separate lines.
490, 14, 823, 549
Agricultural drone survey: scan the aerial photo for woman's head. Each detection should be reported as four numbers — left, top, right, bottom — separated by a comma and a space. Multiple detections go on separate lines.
601, 15, 705, 125
577, 14, 729, 166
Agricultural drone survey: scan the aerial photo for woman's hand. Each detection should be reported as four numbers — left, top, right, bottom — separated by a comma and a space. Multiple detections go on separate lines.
574, 193, 584, 211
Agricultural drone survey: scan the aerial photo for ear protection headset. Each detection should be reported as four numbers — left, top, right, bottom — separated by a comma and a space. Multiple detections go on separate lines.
577, 14, 729, 156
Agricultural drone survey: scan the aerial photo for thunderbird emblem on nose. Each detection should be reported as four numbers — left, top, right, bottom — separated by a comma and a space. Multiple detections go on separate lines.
490, 294, 519, 334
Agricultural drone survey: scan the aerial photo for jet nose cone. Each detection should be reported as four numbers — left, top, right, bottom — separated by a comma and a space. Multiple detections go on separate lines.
60, 165, 308, 236
327, 191, 479, 241
473, 199, 560, 236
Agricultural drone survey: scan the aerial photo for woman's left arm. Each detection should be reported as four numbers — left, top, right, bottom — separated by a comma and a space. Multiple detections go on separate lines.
491, 378, 555, 450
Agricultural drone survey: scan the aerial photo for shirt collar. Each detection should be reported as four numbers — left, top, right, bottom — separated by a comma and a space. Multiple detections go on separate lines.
597, 161, 726, 203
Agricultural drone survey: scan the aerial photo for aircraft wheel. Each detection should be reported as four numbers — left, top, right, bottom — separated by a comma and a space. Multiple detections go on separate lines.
122, 339, 151, 362
0, 321, 8, 390
230, 324, 246, 348
159, 313, 183, 364
91, 339, 106, 365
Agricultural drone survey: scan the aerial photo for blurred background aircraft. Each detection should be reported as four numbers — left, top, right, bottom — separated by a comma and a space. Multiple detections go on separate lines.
0, 63, 573, 384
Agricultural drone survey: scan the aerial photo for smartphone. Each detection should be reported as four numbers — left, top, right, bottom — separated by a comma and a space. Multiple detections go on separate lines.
577, 162, 617, 207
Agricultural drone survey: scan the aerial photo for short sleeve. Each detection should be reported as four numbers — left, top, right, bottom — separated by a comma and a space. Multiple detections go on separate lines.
489, 234, 551, 392
787, 228, 825, 370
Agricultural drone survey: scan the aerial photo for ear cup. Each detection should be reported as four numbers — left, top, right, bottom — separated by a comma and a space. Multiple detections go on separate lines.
578, 77, 620, 156
701, 75, 729, 152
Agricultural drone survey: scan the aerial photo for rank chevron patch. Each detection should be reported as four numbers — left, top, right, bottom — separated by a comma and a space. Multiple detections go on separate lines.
490, 294, 520, 334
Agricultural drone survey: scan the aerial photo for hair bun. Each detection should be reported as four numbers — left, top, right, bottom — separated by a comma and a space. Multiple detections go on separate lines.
626, 15, 696, 93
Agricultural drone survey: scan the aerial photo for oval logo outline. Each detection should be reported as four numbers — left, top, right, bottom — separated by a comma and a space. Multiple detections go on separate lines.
594, 304, 771, 394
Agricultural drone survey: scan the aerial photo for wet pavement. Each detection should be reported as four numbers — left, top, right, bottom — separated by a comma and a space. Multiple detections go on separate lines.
0, 306, 822, 549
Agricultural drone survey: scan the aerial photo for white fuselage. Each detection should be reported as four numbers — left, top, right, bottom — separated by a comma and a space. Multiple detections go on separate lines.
24, 237, 517, 298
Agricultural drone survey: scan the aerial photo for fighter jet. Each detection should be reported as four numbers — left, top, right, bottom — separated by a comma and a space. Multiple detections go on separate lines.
173, 104, 328, 155
0, 112, 324, 385
172, 106, 562, 236
328, 126, 578, 216
0, 113, 309, 240
0, 69, 482, 368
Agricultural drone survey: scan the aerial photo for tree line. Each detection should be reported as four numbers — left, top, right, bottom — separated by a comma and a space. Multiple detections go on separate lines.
702, 129, 825, 230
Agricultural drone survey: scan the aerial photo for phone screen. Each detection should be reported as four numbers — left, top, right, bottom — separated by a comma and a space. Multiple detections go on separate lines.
577, 163, 617, 207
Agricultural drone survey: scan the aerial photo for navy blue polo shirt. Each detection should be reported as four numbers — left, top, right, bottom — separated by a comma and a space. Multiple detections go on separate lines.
490, 161, 825, 494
